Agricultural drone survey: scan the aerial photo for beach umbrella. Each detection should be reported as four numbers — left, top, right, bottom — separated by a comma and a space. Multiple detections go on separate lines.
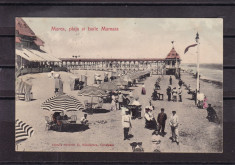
122, 75, 133, 82
41, 94, 84, 112
15, 119, 34, 146
113, 78, 128, 86
99, 82, 118, 91
78, 86, 107, 97
78, 86, 107, 111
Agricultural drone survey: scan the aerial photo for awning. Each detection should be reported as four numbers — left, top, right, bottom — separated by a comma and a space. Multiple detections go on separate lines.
16, 48, 60, 62
29, 49, 60, 62
16, 49, 44, 62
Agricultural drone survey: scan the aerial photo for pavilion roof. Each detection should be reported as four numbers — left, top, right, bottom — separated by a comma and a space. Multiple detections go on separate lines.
165, 47, 181, 59
16, 17, 35, 37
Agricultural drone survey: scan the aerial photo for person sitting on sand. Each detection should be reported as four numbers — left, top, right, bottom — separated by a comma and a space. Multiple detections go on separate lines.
178, 79, 183, 87
152, 89, 158, 101
80, 114, 88, 125
206, 104, 218, 122
144, 106, 157, 130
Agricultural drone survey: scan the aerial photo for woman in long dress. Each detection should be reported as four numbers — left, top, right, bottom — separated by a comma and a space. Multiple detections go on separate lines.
141, 84, 146, 95
203, 96, 208, 109
111, 94, 116, 111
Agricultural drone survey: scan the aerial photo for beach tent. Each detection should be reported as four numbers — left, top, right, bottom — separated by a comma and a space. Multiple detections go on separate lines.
16, 78, 32, 101
41, 94, 84, 112
81, 75, 88, 86
69, 75, 80, 90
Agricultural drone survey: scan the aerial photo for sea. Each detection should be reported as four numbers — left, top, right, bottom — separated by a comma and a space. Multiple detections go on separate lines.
181, 63, 223, 83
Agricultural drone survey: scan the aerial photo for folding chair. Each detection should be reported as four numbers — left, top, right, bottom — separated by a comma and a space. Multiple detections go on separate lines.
70, 115, 77, 124
45, 116, 51, 131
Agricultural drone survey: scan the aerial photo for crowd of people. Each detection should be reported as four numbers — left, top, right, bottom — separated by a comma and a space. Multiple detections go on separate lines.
47, 70, 219, 151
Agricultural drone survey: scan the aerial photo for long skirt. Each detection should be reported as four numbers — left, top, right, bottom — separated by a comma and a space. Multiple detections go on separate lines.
141, 88, 146, 95
111, 100, 116, 111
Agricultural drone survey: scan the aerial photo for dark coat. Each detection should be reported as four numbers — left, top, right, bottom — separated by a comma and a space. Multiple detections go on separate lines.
157, 113, 167, 124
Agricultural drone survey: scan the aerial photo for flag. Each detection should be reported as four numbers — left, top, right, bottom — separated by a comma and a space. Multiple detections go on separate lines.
184, 44, 197, 54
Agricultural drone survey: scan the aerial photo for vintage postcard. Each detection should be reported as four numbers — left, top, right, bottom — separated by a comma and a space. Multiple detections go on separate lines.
15, 18, 223, 152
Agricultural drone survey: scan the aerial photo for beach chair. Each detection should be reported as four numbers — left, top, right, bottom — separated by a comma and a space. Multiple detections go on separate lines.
94, 101, 103, 109
157, 93, 164, 100
84, 100, 91, 110
45, 116, 51, 131
70, 115, 77, 124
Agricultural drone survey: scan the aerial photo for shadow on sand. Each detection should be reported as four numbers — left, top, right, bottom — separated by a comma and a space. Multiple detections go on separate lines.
51, 124, 89, 132
82, 108, 110, 114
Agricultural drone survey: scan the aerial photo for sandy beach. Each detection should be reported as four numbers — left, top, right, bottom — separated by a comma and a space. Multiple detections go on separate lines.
16, 70, 223, 152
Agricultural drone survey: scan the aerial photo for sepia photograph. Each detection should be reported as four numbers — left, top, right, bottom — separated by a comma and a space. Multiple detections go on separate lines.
15, 18, 223, 153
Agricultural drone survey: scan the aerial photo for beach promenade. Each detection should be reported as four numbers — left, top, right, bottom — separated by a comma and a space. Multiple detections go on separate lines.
16, 70, 222, 152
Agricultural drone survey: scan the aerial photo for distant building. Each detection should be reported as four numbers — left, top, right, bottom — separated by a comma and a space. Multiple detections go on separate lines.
15, 17, 60, 75
59, 47, 181, 76
164, 47, 181, 77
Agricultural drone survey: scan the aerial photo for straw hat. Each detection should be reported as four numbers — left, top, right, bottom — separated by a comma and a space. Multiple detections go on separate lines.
122, 107, 129, 112
54, 73, 60, 78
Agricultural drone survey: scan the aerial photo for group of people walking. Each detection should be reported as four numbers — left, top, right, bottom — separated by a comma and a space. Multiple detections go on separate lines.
166, 76, 183, 102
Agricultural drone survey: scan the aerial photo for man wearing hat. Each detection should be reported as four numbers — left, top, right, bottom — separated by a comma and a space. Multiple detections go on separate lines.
166, 86, 172, 101
122, 108, 132, 140
157, 108, 167, 135
118, 91, 124, 110
178, 87, 182, 102
169, 111, 179, 145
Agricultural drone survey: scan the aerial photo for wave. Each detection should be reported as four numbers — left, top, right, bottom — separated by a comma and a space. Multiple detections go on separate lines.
181, 63, 223, 84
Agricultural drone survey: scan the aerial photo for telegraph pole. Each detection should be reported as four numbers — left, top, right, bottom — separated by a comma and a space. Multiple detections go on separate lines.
195, 32, 200, 95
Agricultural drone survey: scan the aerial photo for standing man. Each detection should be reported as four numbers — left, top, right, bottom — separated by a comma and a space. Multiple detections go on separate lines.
157, 108, 167, 136
169, 111, 179, 145
169, 76, 172, 85
122, 109, 132, 140
166, 86, 172, 101
54, 74, 60, 95
118, 91, 124, 110
178, 87, 182, 102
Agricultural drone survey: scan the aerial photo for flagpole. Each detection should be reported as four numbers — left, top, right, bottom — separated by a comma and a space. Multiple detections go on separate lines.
195, 32, 200, 97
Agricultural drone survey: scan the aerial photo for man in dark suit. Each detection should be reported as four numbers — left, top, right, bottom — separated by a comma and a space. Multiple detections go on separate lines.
157, 108, 167, 136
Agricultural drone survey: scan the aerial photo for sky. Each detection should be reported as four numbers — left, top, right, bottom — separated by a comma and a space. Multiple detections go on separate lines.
23, 18, 223, 64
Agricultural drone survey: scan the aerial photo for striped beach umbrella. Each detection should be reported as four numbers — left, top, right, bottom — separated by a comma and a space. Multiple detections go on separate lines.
15, 119, 34, 145
41, 94, 84, 112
